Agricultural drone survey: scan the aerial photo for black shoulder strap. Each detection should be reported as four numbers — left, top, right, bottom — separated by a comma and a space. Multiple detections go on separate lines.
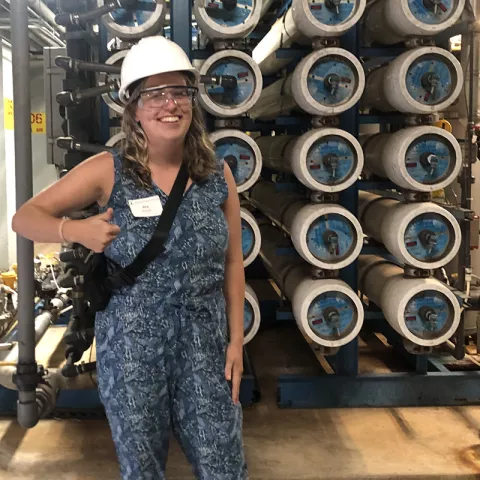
106, 162, 189, 289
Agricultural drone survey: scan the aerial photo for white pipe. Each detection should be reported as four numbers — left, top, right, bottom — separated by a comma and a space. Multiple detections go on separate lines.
241, 208, 261, 267
359, 255, 461, 347
359, 191, 462, 270
256, 128, 364, 193
198, 50, 263, 118
250, 48, 365, 119
193, 0, 262, 40
250, 181, 363, 269
209, 129, 262, 192
244, 283, 261, 344
364, 0, 466, 45
260, 221, 364, 347
363, 126, 462, 192
363, 47, 464, 115
253, 8, 300, 75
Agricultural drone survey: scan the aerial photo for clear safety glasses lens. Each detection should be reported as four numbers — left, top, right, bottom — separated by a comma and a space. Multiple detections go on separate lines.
138, 86, 198, 112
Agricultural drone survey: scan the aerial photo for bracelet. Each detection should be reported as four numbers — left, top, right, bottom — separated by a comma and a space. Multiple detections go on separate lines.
58, 218, 69, 243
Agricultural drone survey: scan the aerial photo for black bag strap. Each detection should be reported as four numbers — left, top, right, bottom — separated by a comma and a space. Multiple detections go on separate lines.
106, 162, 189, 289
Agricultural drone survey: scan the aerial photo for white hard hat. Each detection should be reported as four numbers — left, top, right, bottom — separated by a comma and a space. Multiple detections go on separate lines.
118, 36, 198, 105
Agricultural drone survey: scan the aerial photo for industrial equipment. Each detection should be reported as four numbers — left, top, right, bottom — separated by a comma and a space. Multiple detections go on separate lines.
210, 129, 262, 192
241, 207, 261, 267
256, 128, 364, 193
359, 255, 461, 347
193, 0, 263, 40
363, 126, 462, 192
364, 0, 466, 45
244, 283, 261, 344
198, 50, 263, 117
98, 50, 127, 115
249, 181, 364, 270
259, 221, 364, 348
359, 191, 462, 270
251, 48, 365, 118
363, 47, 464, 114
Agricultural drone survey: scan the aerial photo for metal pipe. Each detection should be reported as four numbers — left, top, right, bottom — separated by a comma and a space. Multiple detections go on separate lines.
11, 0, 39, 429
27, 0, 66, 34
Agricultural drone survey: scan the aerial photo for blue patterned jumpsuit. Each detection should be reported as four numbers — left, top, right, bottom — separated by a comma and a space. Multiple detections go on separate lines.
94, 152, 248, 479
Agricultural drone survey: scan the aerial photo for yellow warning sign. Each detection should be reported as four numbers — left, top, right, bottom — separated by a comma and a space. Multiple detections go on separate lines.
4, 98, 46, 134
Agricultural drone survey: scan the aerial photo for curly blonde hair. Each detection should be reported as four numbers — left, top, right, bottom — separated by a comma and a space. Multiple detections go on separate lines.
120, 75, 218, 188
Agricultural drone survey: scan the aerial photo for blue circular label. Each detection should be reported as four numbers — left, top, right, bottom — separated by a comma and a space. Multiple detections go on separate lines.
404, 289, 453, 339
204, 0, 255, 27
404, 212, 455, 263
406, 54, 455, 106
110, 0, 157, 26
308, 0, 357, 25
307, 56, 358, 107
241, 218, 255, 260
408, 0, 455, 25
206, 59, 256, 108
307, 291, 357, 339
405, 133, 456, 185
244, 298, 254, 334
306, 213, 357, 263
214, 137, 256, 187
306, 134, 357, 186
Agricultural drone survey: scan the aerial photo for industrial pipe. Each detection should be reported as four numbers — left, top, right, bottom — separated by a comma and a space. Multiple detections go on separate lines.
210, 129, 262, 192
250, 48, 365, 119
363, 126, 462, 192
198, 50, 263, 118
11, 0, 39, 429
27, 0, 66, 34
98, 50, 128, 115
106, 132, 125, 148
363, 47, 464, 114
358, 191, 462, 270
259, 221, 364, 347
364, 0, 466, 45
193, 0, 263, 40
359, 255, 461, 347
244, 283, 261, 344
250, 181, 363, 269
241, 208, 261, 267
253, 0, 366, 74
256, 128, 364, 193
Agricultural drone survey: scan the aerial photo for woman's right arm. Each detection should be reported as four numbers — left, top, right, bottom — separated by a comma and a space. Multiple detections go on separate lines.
12, 151, 120, 252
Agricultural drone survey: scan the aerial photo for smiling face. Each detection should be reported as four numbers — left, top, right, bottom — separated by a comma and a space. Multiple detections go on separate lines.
135, 71, 194, 147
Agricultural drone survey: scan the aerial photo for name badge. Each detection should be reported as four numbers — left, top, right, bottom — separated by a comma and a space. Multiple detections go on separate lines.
128, 195, 163, 217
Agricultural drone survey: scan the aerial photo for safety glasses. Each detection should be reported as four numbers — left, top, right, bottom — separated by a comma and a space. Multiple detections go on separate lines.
137, 85, 198, 112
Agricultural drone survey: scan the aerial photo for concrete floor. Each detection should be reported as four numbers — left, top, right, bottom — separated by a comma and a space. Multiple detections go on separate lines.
0, 325, 479, 480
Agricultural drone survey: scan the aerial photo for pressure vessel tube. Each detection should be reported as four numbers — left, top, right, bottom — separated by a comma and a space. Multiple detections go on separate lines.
198, 50, 263, 118
241, 207, 262, 267
244, 283, 261, 344
363, 126, 462, 192
250, 181, 363, 269
193, 0, 262, 40
250, 48, 365, 119
358, 191, 461, 270
363, 47, 463, 114
359, 255, 461, 347
260, 221, 364, 347
98, 50, 128, 115
210, 129, 262, 192
256, 128, 364, 193
364, 0, 466, 46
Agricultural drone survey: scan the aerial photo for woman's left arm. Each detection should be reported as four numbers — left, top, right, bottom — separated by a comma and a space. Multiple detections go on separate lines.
222, 163, 245, 404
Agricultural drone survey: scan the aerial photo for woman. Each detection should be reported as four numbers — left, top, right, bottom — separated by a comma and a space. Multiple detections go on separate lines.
12, 36, 247, 479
